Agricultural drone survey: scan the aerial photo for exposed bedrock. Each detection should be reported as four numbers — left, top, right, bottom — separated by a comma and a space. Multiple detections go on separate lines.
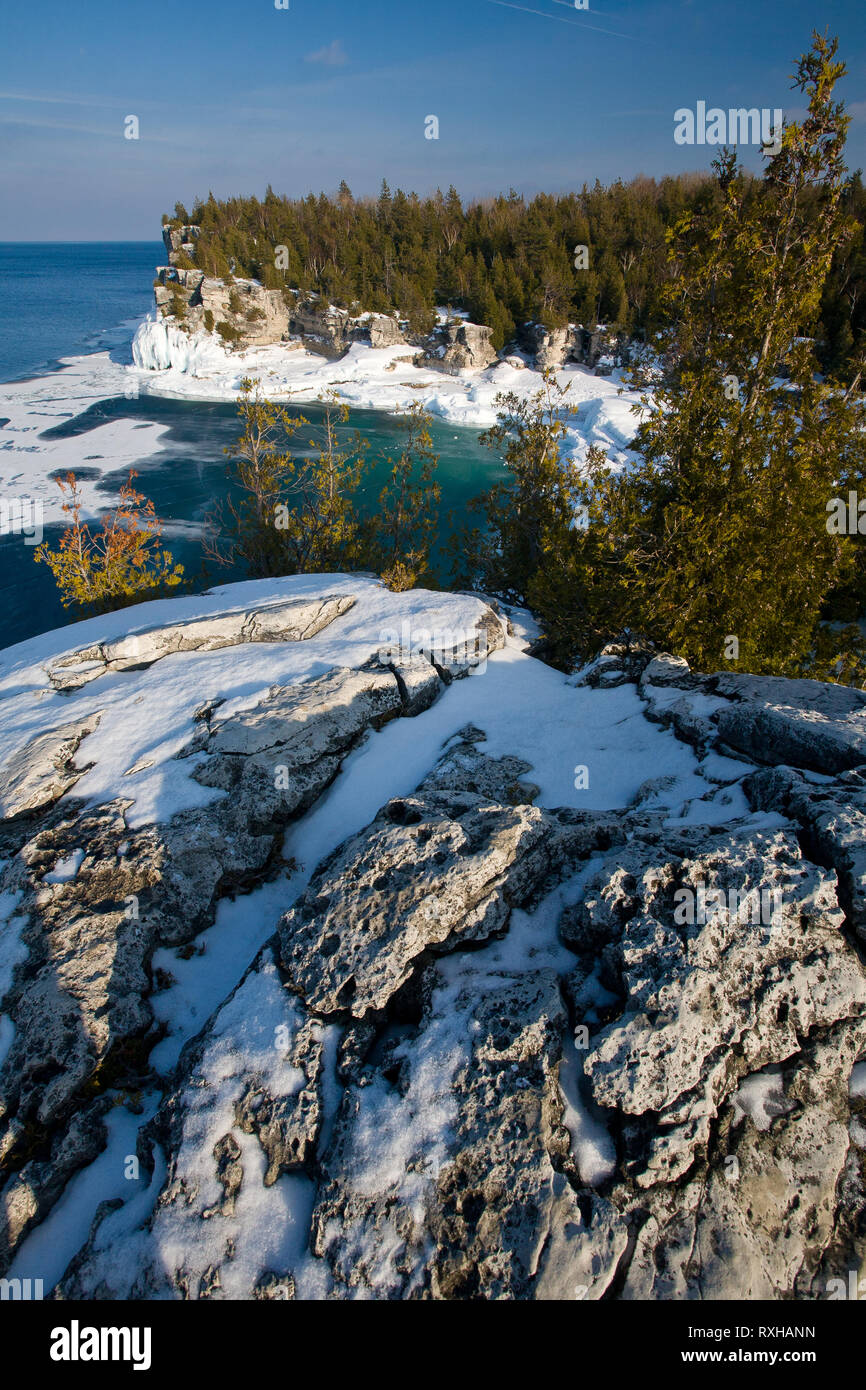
45, 593, 356, 691
57, 720, 866, 1300
634, 650, 866, 774
0, 610, 496, 1272
745, 764, 866, 946
0, 712, 103, 821
305, 813, 866, 1299
3, 599, 865, 1298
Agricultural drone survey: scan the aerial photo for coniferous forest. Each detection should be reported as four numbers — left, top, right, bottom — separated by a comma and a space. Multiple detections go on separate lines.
166, 168, 866, 376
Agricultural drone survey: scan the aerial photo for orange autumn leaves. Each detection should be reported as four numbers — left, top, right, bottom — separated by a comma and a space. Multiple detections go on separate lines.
35, 471, 184, 613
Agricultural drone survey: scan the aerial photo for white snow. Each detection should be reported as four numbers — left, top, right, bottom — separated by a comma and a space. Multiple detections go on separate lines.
0, 1015, 14, 1071
61, 952, 333, 1301
558, 1030, 618, 1186
44, 847, 85, 883
849, 1061, 866, 1099
850, 1117, 866, 1149
129, 315, 644, 465
0, 344, 170, 524
731, 1067, 795, 1132
0, 889, 27, 1071
6, 1090, 162, 1294
0, 888, 27, 998
0, 573, 721, 838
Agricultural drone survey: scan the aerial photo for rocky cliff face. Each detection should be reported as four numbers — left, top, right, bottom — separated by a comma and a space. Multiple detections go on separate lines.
154, 225, 412, 358
519, 322, 630, 372
150, 226, 617, 374
150, 263, 501, 369
1, 579, 863, 1300
420, 320, 498, 374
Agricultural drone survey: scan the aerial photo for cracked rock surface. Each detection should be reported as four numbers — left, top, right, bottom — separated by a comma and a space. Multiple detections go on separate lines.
1, 591, 865, 1300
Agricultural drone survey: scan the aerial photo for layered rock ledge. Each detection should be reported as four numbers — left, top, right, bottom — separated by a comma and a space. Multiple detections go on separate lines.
0, 586, 863, 1300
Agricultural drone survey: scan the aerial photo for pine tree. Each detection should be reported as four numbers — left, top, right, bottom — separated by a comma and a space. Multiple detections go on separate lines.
451, 372, 581, 603
530, 32, 866, 677
367, 403, 441, 590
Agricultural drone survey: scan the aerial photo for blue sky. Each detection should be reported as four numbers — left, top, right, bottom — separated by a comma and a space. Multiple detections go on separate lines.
1, 0, 864, 239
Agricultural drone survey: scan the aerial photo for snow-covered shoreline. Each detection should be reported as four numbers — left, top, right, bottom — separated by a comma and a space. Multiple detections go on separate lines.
131, 313, 644, 449
0, 315, 644, 529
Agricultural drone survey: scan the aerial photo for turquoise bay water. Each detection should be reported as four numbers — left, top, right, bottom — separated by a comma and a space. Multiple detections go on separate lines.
0, 244, 504, 648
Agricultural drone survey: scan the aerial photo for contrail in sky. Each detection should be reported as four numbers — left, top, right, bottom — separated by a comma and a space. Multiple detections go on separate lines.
484, 0, 636, 40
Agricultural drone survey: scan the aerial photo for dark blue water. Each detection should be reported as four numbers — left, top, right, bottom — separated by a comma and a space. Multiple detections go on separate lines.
0, 243, 163, 383
0, 244, 505, 649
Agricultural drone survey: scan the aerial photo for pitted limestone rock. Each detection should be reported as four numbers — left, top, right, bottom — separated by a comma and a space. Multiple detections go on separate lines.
58, 952, 324, 1300
279, 790, 549, 1019
309, 968, 621, 1299
745, 763, 866, 945
0, 660, 422, 1272
563, 825, 866, 1189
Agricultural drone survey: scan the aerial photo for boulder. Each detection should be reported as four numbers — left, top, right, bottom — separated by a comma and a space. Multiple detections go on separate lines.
423, 321, 498, 374
519, 323, 580, 370
278, 748, 551, 1019
568, 826, 862, 1181
310, 968, 616, 1299
714, 693, 866, 774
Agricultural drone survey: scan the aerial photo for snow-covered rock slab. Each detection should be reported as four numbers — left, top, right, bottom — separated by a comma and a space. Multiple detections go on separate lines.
47, 594, 356, 691
311, 968, 609, 1300
0, 582, 504, 1271
189, 663, 406, 835
0, 713, 102, 820
278, 740, 551, 1019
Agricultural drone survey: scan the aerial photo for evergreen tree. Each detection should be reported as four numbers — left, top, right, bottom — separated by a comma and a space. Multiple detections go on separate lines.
451, 373, 580, 603
274, 390, 370, 572
529, 32, 866, 677
367, 403, 441, 591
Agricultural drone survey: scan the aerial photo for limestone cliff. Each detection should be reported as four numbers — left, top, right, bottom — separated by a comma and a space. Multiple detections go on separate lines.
149, 224, 620, 374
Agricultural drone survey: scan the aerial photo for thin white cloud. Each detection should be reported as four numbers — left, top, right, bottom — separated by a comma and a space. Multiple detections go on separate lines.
0, 89, 117, 107
0, 114, 176, 143
304, 38, 348, 67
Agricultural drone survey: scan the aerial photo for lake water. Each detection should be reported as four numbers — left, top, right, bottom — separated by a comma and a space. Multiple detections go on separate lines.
0, 244, 505, 647
0, 242, 163, 385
